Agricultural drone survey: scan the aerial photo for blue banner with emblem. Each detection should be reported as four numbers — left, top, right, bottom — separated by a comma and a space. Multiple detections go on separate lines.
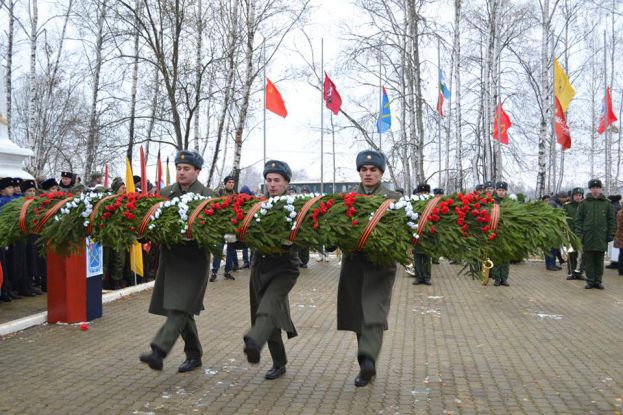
86, 238, 103, 278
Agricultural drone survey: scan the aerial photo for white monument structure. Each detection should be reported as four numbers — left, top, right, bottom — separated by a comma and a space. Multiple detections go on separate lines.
0, 64, 34, 180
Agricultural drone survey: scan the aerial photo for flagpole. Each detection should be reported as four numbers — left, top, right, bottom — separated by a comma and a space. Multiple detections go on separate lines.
497, 51, 502, 181
550, 32, 557, 192
263, 42, 267, 168
603, 29, 609, 193
437, 39, 442, 185
331, 112, 336, 193
378, 51, 382, 151
320, 38, 324, 194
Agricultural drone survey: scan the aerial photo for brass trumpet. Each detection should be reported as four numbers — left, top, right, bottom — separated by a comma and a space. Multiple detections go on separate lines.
482, 258, 494, 286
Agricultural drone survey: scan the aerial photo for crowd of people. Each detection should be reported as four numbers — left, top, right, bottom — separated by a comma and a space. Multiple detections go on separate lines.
403, 178, 620, 290
2, 152, 621, 388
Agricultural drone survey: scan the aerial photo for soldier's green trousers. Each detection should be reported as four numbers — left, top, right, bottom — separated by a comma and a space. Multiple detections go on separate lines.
151, 310, 202, 359
491, 260, 510, 282
584, 251, 605, 285
247, 317, 287, 367
357, 323, 384, 361
413, 251, 432, 283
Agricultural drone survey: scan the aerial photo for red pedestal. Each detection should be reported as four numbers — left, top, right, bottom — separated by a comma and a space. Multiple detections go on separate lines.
47, 244, 87, 323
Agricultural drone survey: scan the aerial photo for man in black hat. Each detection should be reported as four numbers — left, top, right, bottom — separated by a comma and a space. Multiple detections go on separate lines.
40, 178, 59, 192
0, 177, 16, 301
563, 187, 585, 280
336, 150, 401, 387
140, 150, 211, 373
491, 181, 511, 286
19, 180, 43, 295
11, 178, 23, 196
19, 180, 37, 198
484, 181, 495, 194
415, 183, 431, 196
575, 179, 615, 289
475, 184, 484, 193
211, 175, 238, 281
243, 160, 300, 381
59, 172, 74, 190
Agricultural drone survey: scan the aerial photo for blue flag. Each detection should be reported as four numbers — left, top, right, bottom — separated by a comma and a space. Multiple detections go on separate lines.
376, 86, 391, 133
439, 69, 451, 99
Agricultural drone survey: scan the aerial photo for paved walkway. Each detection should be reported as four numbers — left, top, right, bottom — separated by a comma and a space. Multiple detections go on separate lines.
1, 258, 623, 414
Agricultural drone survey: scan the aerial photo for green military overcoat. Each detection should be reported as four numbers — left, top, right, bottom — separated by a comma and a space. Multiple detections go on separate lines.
149, 180, 211, 316
249, 249, 300, 339
563, 200, 580, 230
337, 183, 401, 333
574, 194, 615, 252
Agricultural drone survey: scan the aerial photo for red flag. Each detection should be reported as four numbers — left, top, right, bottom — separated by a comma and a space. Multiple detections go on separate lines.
156, 150, 163, 194
554, 97, 571, 150
139, 146, 147, 195
323, 73, 342, 115
104, 163, 109, 189
265, 78, 287, 118
436, 92, 445, 118
597, 86, 618, 134
492, 103, 511, 145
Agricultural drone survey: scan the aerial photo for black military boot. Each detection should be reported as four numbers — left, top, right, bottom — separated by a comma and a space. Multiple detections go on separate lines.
355, 356, 376, 387
243, 336, 261, 364
209, 272, 217, 282
500, 280, 510, 286
139, 346, 166, 370
224, 273, 235, 280
493, 279, 501, 286
265, 365, 286, 380
178, 357, 202, 373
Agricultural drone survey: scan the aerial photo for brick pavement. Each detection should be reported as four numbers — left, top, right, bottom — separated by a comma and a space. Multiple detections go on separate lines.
1, 257, 623, 414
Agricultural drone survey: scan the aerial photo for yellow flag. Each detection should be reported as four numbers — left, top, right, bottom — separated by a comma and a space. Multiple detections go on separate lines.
125, 158, 144, 277
554, 58, 575, 112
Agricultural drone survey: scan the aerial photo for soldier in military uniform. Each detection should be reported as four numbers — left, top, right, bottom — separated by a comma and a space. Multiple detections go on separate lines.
574, 179, 615, 289
491, 181, 510, 286
40, 178, 59, 193
337, 150, 401, 387
0, 177, 15, 301
484, 181, 495, 195
474, 184, 484, 193
564, 187, 585, 280
139, 150, 211, 373
413, 183, 433, 285
59, 171, 74, 190
433, 188, 444, 196
12, 178, 22, 196
243, 160, 300, 381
